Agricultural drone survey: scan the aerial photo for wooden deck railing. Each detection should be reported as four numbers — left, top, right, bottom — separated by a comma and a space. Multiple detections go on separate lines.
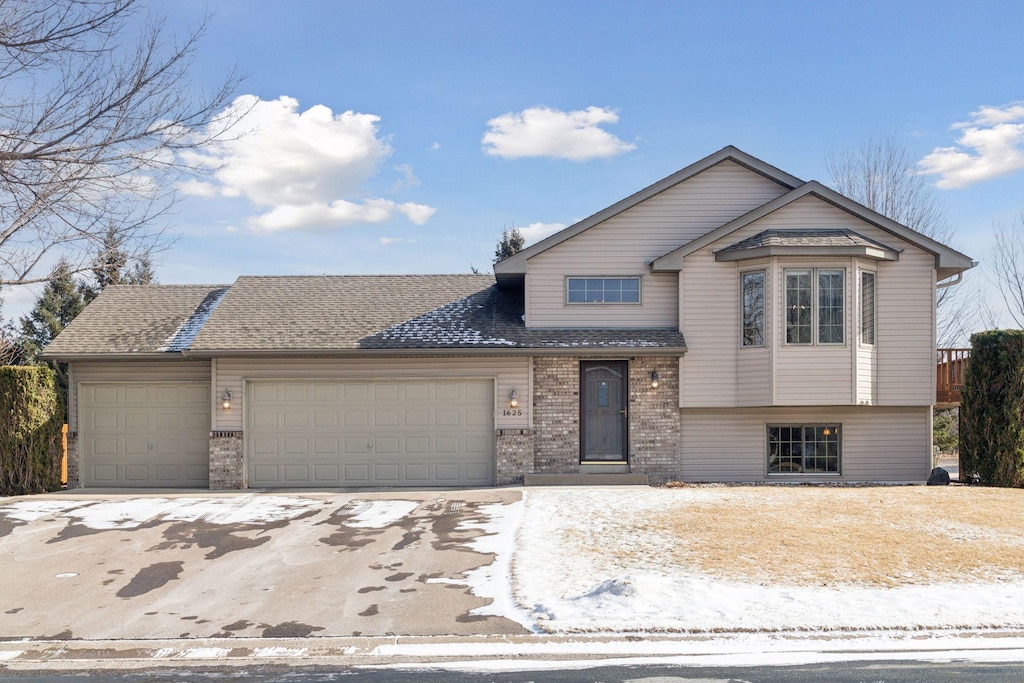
936, 348, 970, 406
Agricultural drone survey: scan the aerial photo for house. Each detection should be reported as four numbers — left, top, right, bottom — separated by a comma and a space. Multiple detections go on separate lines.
41, 146, 975, 489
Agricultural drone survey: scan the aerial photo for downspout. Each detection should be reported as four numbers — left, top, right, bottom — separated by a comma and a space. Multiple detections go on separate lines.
936, 272, 963, 290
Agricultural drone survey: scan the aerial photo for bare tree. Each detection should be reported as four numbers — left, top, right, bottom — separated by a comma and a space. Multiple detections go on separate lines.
990, 213, 1024, 328
0, 0, 240, 288
826, 134, 978, 346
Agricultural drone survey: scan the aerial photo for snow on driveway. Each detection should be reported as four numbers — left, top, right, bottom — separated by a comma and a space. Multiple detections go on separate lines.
510, 488, 1024, 633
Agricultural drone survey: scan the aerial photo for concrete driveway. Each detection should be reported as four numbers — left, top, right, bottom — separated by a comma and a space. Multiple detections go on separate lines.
0, 489, 527, 641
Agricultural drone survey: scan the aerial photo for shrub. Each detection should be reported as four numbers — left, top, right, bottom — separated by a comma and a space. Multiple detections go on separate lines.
960, 330, 1024, 487
0, 366, 64, 495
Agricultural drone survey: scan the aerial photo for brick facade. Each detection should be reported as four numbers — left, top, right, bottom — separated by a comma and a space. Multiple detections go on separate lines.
529, 355, 682, 482
628, 357, 682, 483
66, 432, 80, 489
209, 432, 244, 490
532, 356, 581, 474
495, 428, 534, 485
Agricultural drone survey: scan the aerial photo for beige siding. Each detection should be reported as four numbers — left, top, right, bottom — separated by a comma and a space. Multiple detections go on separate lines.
738, 348, 770, 406
679, 406, 931, 482
70, 360, 211, 432
212, 356, 530, 432
679, 196, 936, 408
527, 161, 788, 328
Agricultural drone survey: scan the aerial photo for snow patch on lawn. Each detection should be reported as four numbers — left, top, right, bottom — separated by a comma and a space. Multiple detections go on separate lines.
514, 488, 1024, 633
345, 500, 419, 528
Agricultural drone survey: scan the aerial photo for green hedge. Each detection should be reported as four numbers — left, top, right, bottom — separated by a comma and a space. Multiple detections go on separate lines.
0, 366, 65, 495
961, 330, 1024, 487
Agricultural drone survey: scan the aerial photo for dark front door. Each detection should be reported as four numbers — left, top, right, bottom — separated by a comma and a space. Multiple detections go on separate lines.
580, 361, 628, 462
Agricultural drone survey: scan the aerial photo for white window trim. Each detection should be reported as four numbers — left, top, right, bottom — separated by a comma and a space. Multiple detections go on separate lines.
740, 269, 767, 348
565, 276, 643, 305
859, 269, 877, 347
783, 267, 847, 347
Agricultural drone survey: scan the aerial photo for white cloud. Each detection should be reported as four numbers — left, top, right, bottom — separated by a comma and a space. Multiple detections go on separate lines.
918, 102, 1024, 188
429, 142, 441, 151
482, 106, 636, 161
249, 199, 435, 233
518, 222, 567, 245
380, 236, 416, 245
185, 95, 435, 231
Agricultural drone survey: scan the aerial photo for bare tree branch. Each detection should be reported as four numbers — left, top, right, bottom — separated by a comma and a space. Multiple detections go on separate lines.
990, 213, 1024, 329
0, 0, 241, 288
826, 134, 979, 345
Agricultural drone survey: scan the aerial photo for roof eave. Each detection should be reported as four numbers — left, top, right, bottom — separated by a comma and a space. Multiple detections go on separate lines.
184, 346, 688, 358
714, 245, 900, 262
39, 351, 194, 362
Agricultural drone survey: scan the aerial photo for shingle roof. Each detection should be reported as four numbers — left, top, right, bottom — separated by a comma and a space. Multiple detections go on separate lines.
42, 275, 687, 357
719, 229, 897, 252
40, 285, 230, 357
189, 275, 498, 351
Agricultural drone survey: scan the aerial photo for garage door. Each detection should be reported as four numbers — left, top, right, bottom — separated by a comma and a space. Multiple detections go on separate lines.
247, 380, 494, 487
79, 383, 211, 487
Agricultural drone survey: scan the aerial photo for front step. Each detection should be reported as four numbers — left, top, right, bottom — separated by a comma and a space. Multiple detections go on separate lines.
523, 473, 650, 486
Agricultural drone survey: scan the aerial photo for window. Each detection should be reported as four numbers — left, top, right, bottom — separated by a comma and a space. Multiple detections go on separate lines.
785, 268, 845, 345
768, 425, 841, 474
566, 277, 640, 304
741, 270, 765, 347
860, 271, 876, 345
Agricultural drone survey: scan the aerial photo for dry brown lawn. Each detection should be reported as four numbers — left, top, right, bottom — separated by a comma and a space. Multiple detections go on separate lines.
638, 486, 1024, 588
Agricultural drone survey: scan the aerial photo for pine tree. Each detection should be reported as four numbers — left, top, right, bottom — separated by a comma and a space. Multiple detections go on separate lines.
17, 262, 89, 364
83, 227, 157, 303
494, 227, 525, 262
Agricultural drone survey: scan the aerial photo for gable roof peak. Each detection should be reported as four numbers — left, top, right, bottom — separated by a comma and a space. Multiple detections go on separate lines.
493, 145, 803, 286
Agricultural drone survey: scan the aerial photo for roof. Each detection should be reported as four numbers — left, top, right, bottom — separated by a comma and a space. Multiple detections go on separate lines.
39, 285, 230, 358
714, 229, 901, 262
43, 276, 687, 358
651, 181, 976, 278
492, 145, 803, 287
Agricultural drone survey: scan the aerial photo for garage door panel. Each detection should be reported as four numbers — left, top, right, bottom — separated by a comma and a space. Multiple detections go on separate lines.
374, 464, 399, 481
248, 380, 494, 487
124, 412, 149, 429
80, 382, 210, 488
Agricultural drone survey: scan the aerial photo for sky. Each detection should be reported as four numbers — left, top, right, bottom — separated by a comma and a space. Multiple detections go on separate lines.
5, 0, 1024, 331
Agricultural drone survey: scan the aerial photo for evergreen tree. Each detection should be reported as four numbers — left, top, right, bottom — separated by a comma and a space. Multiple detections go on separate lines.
494, 227, 525, 262
17, 262, 89, 365
83, 227, 157, 303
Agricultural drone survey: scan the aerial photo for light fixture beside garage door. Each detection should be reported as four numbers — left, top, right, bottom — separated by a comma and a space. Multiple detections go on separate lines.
509, 387, 519, 408
221, 389, 232, 410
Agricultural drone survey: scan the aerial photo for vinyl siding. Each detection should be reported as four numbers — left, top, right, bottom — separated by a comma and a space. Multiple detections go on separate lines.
69, 360, 211, 432
527, 161, 788, 328
679, 406, 931, 482
679, 196, 936, 408
212, 356, 530, 432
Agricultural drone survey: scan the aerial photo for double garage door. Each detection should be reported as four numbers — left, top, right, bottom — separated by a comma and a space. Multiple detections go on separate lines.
247, 380, 495, 487
79, 383, 211, 487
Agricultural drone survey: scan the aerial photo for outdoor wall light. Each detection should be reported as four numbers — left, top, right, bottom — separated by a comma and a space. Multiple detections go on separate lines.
221, 389, 232, 410
509, 387, 519, 408
650, 371, 659, 389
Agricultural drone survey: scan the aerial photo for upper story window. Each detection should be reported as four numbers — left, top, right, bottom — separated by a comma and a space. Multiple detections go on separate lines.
741, 270, 765, 347
860, 270, 876, 345
566, 277, 641, 304
785, 268, 845, 345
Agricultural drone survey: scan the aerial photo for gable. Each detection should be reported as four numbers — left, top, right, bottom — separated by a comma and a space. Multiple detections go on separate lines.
493, 146, 801, 286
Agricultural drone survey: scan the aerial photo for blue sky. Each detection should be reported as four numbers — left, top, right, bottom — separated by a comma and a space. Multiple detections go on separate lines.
6, 0, 1024, 327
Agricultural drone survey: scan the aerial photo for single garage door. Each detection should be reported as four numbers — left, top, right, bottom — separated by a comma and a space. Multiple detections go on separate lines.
79, 383, 211, 487
247, 380, 494, 487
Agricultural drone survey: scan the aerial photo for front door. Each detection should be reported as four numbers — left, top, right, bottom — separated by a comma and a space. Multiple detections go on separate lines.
580, 361, 628, 462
